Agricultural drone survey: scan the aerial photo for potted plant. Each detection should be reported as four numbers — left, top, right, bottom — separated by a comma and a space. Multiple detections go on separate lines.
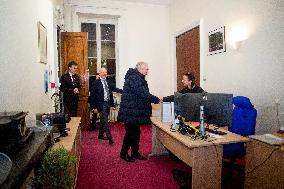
34, 146, 78, 189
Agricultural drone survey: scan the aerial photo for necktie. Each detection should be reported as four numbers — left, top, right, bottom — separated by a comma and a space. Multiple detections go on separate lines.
102, 79, 110, 101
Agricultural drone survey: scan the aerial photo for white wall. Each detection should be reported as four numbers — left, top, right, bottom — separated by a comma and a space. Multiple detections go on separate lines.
169, 0, 284, 133
64, 0, 171, 97
0, 0, 59, 119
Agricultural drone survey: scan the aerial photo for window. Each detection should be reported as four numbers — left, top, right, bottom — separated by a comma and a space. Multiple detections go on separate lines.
81, 19, 117, 85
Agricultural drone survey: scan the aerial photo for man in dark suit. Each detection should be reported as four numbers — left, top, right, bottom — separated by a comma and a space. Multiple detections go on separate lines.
60, 61, 80, 117
89, 67, 122, 144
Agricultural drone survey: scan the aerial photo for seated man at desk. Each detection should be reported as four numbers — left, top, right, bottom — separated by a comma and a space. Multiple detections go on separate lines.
161, 72, 204, 160
163, 71, 204, 102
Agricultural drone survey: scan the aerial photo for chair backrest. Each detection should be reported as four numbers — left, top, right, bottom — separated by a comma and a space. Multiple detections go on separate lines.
0, 152, 12, 184
230, 96, 257, 135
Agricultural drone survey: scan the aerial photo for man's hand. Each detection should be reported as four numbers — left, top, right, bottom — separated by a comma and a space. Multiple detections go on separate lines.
159, 97, 163, 103
92, 109, 98, 114
74, 88, 79, 94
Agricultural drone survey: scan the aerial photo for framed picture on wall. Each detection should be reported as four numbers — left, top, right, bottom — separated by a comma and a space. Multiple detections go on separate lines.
38, 21, 47, 63
208, 26, 226, 55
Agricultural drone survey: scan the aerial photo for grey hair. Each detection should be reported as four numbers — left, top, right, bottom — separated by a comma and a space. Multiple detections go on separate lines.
135, 61, 148, 71
98, 67, 107, 73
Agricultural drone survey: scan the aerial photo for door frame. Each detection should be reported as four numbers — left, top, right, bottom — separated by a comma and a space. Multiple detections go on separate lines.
171, 19, 205, 92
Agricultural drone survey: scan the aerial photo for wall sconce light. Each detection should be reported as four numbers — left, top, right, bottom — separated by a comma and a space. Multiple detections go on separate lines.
233, 40, 244, 50
229, 24, 250, 51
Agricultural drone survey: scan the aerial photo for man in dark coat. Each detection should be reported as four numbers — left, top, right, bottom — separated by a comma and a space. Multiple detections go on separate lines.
89, 67, 123, 144
118, 62, 161, 162
60, 61, 80, 117
163, 71, 204, 102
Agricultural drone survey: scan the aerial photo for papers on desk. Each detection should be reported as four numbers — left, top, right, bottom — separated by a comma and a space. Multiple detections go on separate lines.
161, 102, 174, 123
208, 133, 224, 139
249, 134, 284, 145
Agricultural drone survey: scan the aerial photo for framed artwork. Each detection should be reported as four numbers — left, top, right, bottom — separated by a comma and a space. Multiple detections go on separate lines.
38, 21, 47, 63
208, 26, 226, 55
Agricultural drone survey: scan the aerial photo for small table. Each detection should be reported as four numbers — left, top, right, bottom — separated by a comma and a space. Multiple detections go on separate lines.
151, 117, 249, 189
245, 133, 284, 189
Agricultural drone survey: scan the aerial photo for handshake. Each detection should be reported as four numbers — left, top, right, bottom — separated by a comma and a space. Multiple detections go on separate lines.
159, 97, 163, 103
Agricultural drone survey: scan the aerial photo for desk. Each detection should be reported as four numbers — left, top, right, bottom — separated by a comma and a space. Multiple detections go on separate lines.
52, 117, 81, 189
245, 133, 284, 189
151, 117, 249, 189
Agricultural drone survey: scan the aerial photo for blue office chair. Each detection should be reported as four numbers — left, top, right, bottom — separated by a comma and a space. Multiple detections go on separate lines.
223, 96, 257, 184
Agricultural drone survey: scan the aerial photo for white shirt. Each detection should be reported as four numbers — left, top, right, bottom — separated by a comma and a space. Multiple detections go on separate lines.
100, 79, 109, 101
69, 72, 74, 84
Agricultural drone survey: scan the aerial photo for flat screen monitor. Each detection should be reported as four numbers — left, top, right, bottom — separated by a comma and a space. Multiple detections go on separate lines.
174, 93, 203, 122
204, 93, 233, 127
174, 93, 233, 127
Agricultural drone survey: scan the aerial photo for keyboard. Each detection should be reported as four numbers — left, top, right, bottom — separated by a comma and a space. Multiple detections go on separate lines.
205, 128, 227, 135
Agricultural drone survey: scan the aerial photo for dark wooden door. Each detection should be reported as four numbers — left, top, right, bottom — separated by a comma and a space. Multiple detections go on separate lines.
61, 32, 90, 130
176, 26, 200, 91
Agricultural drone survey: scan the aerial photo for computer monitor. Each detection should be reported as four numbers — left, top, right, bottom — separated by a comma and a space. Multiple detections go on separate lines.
174, 92, 233, 127
204, 93, 233, 127
174, 93, 203, 122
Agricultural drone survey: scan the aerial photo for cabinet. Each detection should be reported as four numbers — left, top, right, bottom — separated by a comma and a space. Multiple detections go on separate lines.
245, 134, 284, 189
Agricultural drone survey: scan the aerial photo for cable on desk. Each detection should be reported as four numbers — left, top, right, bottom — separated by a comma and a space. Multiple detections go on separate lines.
247, 146, 280, 174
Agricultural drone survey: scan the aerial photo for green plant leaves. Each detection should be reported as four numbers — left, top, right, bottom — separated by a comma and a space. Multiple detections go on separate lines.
34, 146, 77, 189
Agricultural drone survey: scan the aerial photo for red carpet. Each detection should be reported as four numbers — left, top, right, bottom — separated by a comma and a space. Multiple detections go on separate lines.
76, 123, 244, 189
76, 123, 191, 189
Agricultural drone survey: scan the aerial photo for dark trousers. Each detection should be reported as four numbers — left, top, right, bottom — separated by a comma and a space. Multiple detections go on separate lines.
120, 123, 140, 156
98, 102, 112, 140
64, 96, 78, 117
91, 111, 97, 130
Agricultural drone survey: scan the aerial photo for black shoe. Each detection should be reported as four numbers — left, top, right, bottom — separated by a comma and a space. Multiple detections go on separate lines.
132, 152, 147, 160
98, 136, 108, 140
109, 140, 114, 145
120, 154, 135, 162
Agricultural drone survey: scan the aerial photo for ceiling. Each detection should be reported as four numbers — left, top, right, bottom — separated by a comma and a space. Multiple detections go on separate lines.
113, 0, 173, 5
65, 0, 173, 6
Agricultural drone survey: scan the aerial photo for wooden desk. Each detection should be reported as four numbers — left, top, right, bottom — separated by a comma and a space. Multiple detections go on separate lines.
151, 117, 249, 189
245, 133, 284, 189
52, 117, 81, 189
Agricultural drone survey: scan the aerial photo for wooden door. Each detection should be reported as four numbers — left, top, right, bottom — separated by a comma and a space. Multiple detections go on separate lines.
176, 26, 200, 91
61, 32, 90, 130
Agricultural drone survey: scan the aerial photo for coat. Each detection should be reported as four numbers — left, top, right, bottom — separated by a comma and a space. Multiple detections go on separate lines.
89, 78, 123, 112
60, 73, 80, 103
118, 68, 160, 125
